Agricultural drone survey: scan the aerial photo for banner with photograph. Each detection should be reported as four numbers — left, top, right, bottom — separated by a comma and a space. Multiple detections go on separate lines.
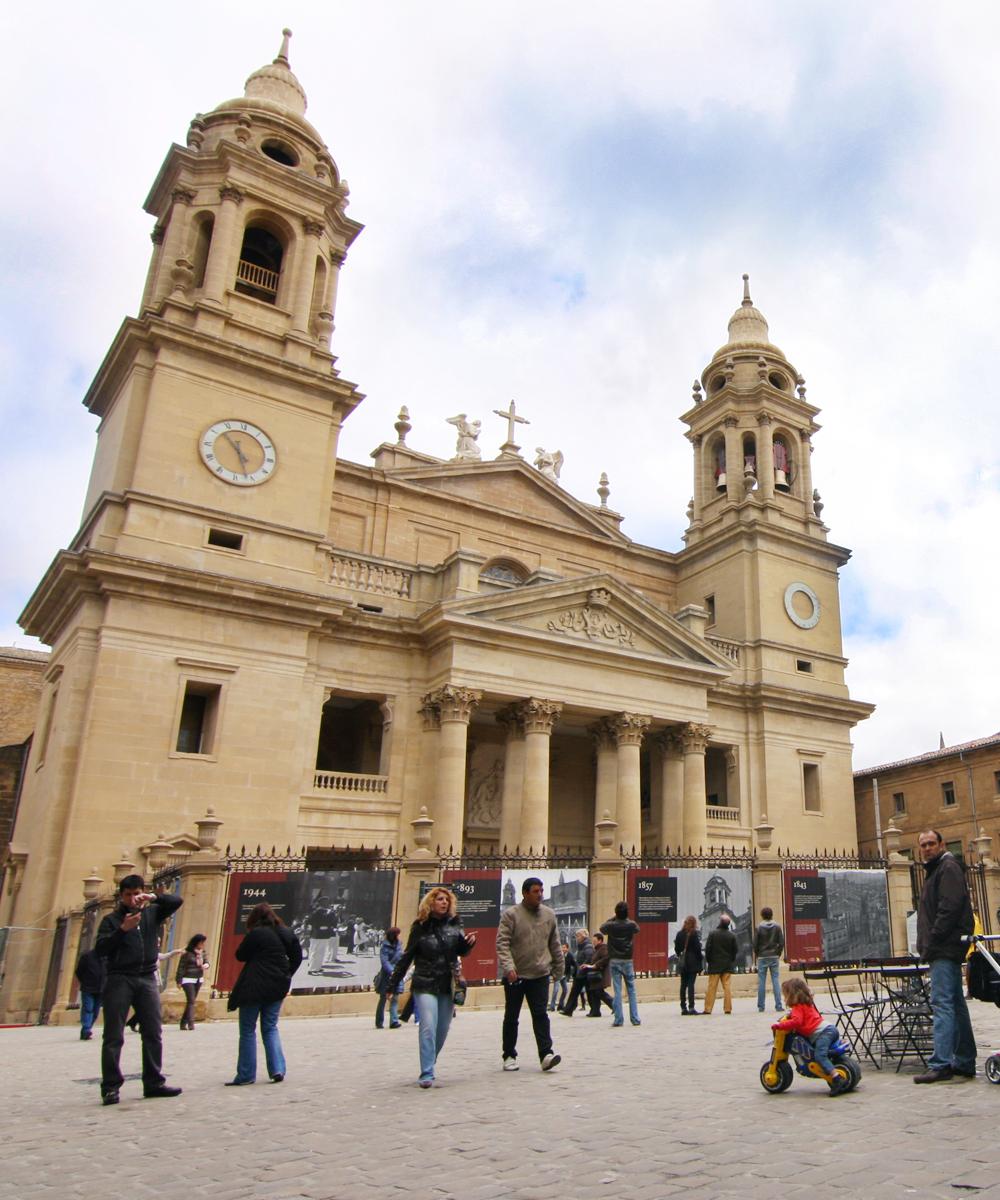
499, 868, 589, 970
442, 870, 503, 982
668, 868, 754, 973
783, 868, 891, 962
216, 868, 396, 992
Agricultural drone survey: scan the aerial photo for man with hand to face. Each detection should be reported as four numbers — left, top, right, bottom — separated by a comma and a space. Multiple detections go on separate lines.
496, 877, 564, 1073
913, 830, 977, 1084
95, 874, 184, 1106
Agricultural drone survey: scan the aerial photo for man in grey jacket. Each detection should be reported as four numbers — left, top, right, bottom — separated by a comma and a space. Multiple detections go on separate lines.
753, 907, 785, 1013
496, 877, 564, 1072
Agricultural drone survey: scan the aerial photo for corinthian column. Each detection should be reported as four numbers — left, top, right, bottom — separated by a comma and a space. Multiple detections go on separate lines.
202, 182, 244, 306
427, 685, 481, 852
517, 699, 562, 852
681, 723, 712, 851
496, 706, 526, 852
589, 718, 618, 855
655, 730, 685, 851
610, 713, 651, 854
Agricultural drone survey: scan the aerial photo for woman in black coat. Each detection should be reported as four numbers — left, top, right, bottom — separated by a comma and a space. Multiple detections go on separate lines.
674, 915, 704, 1015
226, 903, 303, 1086
388, 887, 476, 1088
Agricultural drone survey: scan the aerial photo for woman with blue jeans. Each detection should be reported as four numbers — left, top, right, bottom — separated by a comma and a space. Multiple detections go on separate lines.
375, 927, 405, 1028
225, 903, 303, 1086
389, 887, 476, 1088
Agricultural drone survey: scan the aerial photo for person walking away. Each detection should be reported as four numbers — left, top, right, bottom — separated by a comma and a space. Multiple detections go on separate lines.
754, 907, 785, 1013
225, 902, 303, 1086
586, 932, 614, 1016
375, 926, 405, 1029
674, 915, 703, 1015
176, 934, 209, 1030
388, 887, 476, 1087
306, 897, 335, 975
914, 829, 977, 1083
95, 874, 183, 1106
703, 913, 737, 1015
75, 948, 106, 1041
558, 929, 594, 1017
497, 877, 564, 1071
601, 901, 641, 1027
549, 943, 571, 1012
774, 977, 850, 1094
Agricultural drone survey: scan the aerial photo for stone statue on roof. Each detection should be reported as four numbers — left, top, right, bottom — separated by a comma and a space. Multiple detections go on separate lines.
447, 413, 482, 461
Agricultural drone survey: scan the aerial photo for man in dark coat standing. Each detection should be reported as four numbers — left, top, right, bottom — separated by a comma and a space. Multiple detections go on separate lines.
914, 830, 977, 1083
703, 913, 738, 1015
95, 874, 183, 1105
74, 947, 106, 1040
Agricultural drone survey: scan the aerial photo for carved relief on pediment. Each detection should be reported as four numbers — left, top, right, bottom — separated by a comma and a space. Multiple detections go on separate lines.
546, 605, 636, 647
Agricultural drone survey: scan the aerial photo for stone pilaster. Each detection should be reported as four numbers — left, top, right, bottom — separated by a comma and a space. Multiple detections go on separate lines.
723, 417, 741, 504
756, 412, 774, 500
201, 182, 244, 306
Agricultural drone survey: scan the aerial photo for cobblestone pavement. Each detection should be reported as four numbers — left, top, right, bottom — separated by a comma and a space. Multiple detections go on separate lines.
4, 994, 1000, 1200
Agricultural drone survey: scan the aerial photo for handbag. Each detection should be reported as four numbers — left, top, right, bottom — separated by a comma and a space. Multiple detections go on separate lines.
452, 962, 467, 1006
372, 967, 385, 992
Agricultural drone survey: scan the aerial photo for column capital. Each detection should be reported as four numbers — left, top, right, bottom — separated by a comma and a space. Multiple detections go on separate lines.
756, 410, 772, 427
219, 182, 245, 205
723, 415, 739, 428
429, 684, 482, 724
653, 728, 685, 758
588, 717, 617, 753
495, 704, 526, 740
680, 722, 713, 753
171, 187, 197, 206
330, 247, 347, 267
303, 218, 325, 238
418, 695, 441, 732
609, 712, 651, 747
517, 697, 562, 735
150, 223, 166, 245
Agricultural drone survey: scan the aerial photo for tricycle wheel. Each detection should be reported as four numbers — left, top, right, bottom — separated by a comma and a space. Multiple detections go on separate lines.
985, 1055, 1000, 1085
838, 1056, 862, 1091
760, 1060, 793, 1093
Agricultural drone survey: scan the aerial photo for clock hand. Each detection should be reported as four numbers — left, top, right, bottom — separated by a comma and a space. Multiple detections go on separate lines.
222, 432, 250, 472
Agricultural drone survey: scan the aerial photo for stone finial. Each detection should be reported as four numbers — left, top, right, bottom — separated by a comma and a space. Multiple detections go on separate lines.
83, 869, 104, 902
595, 810, 619, 854
597, 472, 610, 507
276, 27, 293, 64
742, 273, 752, 305
534, 448, 563, 482
812, 488, 824, 519
493, 400, 529, 458
447, 413, 482, 461
883, 817, 902, 856
112, 854, 137, 884
757, 355, 768, 381
723, 356, 735, 382
410, 806, 434, 855
754, 814, 775, 851
186, 114, 205, 151
692, 379, 703, 404
394, 406, 411, 445
195, 807, 223, 851
796, 374, 807, 399
686, 497, 694, 522
146, 834, 172, 873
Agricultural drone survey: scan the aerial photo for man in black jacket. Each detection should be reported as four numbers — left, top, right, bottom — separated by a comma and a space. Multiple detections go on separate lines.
74, 948, 106, 1040
95, 874, 183, 1105
913, 830, 977, 1084
703, 913, 738, 1015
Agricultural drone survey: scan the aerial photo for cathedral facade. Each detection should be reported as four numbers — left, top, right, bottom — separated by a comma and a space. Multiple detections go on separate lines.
0, 35, 872, 1018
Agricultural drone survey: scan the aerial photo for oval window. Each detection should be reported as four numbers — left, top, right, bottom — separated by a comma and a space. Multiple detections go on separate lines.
768, 371, 787, 390
261, 139, 299, 167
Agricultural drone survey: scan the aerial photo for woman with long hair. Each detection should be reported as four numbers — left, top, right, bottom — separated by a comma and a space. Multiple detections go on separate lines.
674, 914, 704, 1015
225, 903, 303, 1086
388, 887, 477, 1088
176, 933, 209, 1030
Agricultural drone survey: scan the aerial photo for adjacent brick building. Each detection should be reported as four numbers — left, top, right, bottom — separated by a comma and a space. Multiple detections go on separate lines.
0, 647, 49, 864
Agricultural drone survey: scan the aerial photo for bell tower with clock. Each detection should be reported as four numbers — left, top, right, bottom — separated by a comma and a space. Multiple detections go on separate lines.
74, 28, 364, 583
675, 278, 872, 841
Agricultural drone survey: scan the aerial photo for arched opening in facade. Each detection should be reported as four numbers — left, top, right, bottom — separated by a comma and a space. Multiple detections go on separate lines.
235, 222, 286, 303
711, 435, 727, 493
741, 432, 757, 484
772, 433, 792, 492
478, 558, 529, 592
314, 696, 385, 776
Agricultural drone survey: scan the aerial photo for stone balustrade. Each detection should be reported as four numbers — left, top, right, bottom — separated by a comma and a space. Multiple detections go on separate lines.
707, 636, 741, 663
706, 804, 741, 823
329, 553, 413, 599
312, 771, 389, 794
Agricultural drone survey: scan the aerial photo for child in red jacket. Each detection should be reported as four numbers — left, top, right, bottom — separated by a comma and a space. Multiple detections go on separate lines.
773, 977, 846, 1095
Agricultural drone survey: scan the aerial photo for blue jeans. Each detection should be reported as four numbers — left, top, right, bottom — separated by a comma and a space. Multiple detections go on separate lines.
80, 990, 101, 1035
236, 1000, 286, 1083
610, 960, 640, 1025
375, 991, 399, 1028
928, 958, 977, 1073
549, 975, 568, 1011
811, 1025, 838, 1075
757, 957, 782, 1011
414, 991, 454, 1082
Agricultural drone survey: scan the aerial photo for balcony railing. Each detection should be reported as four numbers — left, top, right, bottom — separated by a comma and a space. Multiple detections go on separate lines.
706, 805, 741, 823
707, 637, 741, 664
235, 259, 280, 299
312, 771, 388, 795
330, 554, 413, 599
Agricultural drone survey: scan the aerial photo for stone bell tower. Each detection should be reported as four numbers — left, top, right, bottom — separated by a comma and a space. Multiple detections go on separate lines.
75, 29, 364, 580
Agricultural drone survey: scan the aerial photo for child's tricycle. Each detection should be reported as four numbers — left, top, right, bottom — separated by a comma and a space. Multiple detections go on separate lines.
760, 1027, 862, 1094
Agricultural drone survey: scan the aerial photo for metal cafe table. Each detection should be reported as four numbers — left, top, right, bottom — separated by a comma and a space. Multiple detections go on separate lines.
796, 958, 933, 1072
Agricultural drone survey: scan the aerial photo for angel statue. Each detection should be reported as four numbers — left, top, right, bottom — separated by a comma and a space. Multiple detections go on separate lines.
446, 413, 482, 461
534, 447, 564, 483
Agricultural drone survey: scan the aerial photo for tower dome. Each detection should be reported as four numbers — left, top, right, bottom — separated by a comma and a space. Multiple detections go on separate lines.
243, 29, 307, 116
726, 274, 770, 346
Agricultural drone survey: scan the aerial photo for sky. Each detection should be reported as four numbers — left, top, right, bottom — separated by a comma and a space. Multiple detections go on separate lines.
0, 1, 996, 771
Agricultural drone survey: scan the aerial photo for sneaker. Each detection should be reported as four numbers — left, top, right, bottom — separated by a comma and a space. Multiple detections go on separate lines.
914, 1067, 955, 1084
828, 1076, 848, 1096
418, 1079, 433, 1089
502, 1057, 519, 1071
541, 1053, 561, 1072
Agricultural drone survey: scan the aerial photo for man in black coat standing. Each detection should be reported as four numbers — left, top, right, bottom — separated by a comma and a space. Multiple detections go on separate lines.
95, 874, 183, 1106
703, 913, 738, 1015
913, 830, 977, 1084
74, 947, 106, 1040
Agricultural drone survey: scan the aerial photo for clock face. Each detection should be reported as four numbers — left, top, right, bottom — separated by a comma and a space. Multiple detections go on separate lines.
199, 420, 276, 486
784, 582, 821, 629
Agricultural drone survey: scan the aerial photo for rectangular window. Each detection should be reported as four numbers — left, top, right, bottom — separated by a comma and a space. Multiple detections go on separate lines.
175, 682, 221, 755
941, 781, 956, 808
705, 595, 716, 626
946, 839, 964, 863
994, 770, 1000, 794
206, 526, 245, 552
803, 762, 821, 813
893, 791, 905, 815
796, 659, 813, 673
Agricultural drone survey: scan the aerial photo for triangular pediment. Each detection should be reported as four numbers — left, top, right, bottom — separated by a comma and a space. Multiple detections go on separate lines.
385, 459, 630, 544
428, 573, 733, 671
